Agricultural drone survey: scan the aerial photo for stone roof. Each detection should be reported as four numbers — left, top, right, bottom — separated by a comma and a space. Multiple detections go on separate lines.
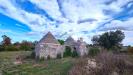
39, 32, 60, 44
64, 36, 75, 46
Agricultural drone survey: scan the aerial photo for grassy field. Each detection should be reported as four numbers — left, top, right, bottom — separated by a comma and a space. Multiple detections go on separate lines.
1, 51, 133, 75
0, 51, 74, 75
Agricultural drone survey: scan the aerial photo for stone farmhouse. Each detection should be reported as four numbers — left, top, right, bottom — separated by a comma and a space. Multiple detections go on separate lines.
35, 32, 88, 59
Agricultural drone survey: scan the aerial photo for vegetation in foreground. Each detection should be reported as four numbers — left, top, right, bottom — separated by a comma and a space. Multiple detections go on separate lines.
69, 51, 133, 75
0, 51, 74, 75
1, 51, 133, 75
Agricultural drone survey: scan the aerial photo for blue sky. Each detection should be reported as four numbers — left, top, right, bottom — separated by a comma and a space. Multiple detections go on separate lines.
0, 0, 133, 46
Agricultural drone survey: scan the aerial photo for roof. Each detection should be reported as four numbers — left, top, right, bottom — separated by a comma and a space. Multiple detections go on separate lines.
64, 36, 75, 46
39, 32, 60, 44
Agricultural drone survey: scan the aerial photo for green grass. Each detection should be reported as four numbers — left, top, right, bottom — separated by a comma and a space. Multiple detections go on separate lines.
0, 51, 74, 75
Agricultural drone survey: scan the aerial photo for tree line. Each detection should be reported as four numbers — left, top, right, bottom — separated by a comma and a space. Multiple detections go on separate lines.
0, 35, 37, 51
0, 30, 130, 52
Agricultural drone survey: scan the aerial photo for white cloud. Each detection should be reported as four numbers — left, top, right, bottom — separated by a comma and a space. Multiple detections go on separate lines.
0, 0, 51, 32
122, 31, 133, 46
0, 29, 12, 33
102, 17, 133, 30
0, 0, 133, 45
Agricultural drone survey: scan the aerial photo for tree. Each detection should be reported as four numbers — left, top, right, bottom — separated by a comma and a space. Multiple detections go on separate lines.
58, 39, 64, 45
20, 40, 33, 51
92, 30, 125, 49
2, 35, 11, 46
91, 35, 99, 46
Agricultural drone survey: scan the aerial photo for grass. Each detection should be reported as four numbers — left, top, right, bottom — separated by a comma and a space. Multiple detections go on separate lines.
1, 51, 133, 75
0, 51, 74, 75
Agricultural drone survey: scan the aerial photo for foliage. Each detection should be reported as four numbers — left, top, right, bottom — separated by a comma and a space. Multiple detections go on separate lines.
69, 51, 133, 75
58, 39, 64, 45
0, 51, 73, 75
57, 53, 62, 59
91, 30, 125, 49
30, 51, 35, 59
63, 46, 72, 57
91, 35, 99, 46
19, 40, 34, 51
0, 35, 36, 51
71, 50, 79, 57
4, 45, 19, 51
47, 55, 51, 60
88, 47, 100, 56
1, 35, 11, 46
0, 45, 5, 51
128, 46, 133, 54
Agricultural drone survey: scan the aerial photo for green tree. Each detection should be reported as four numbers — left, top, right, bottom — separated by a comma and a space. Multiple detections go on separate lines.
91, 35, 99, 46
92, 30, 125, 49
58, 39, 64, 45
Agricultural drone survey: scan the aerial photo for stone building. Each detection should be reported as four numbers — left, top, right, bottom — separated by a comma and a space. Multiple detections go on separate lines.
35, 32, 88, 59
35, 32, 63, 59
75, 38, 88, 56
64, 36, 76, 51
64, 37, 88, 56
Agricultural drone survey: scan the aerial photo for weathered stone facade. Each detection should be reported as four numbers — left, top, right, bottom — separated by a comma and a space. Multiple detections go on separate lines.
64, 37, 88, 56
35, 32, 88, 59
35, 32, 63, 59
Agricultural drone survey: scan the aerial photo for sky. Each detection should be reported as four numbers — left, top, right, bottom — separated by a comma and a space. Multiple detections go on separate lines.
0, 0, 133, 46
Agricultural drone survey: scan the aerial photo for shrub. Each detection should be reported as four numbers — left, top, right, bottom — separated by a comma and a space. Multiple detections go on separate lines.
5, 45, 19, 51
0, 45, 5, 51
30, 51, 35, 59
69, 51, 133, 75
93, 51, 128, 75
88, 47, 100, 56
128, 47, 133, 54
63, 46, 72, 57
57, 53, 62, 59
69, 58, 88, 75
39, 57, 45, 61
71, 50, 79, 57
20, 45, 32, 51
47, 55, 50, 60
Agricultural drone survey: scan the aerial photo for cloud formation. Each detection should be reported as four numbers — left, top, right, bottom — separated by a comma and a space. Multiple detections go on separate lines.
0, 0, 133, 45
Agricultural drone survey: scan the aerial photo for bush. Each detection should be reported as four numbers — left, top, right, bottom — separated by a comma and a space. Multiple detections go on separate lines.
69, 58, 88, 75
5, 45, 19, 51
69, 51, 133, 75
39, 57, 45, 61
93, 51, 130, 75
63, 46, 72, 57
71, 50, 79, 57
31, 51, 35, 59
47, 55, 50, 60
88, 47, 100, 56
20, 45, 32, 51
0, 45, 5, 51
57, 53, 62, 59
128, 47, 133, 54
